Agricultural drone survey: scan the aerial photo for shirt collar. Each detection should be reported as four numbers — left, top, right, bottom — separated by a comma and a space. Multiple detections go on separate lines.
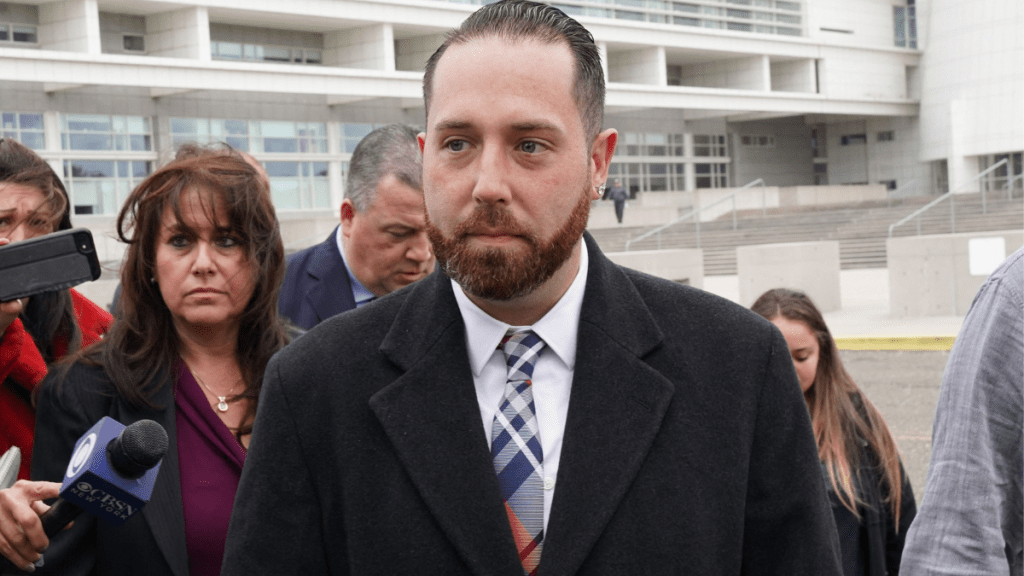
336, 225, 376, 305
453, 239, 589, 376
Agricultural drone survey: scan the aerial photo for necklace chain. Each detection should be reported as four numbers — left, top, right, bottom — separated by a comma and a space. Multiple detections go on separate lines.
188, 366, 242, 413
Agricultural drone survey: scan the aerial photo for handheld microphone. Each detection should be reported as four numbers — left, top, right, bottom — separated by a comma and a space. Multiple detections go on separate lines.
40, 417, 168, 536
0, 418, 167, 574
0, 447, 19, 490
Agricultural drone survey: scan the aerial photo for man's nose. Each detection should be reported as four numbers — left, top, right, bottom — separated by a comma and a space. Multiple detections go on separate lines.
407, 231, 433, 264
471, 143, 512, 206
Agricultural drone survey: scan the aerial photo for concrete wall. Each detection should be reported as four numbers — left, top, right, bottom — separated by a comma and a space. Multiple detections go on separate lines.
769, 59, 816, 93
680, 55, 769, 91
146, 7, 210, 60
99, 12, 145, 54
888, 230, 1024, 317
39, 0, 100, 54
605, 249, 704, 289
737, 241, 842, 311
607, 47, 666, 86
324, 24, 394, 71
395, 33, 445, 72
918, 0, 1023, 164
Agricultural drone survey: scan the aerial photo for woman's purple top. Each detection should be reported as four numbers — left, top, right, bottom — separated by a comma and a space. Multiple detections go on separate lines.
174, 360, 247, 576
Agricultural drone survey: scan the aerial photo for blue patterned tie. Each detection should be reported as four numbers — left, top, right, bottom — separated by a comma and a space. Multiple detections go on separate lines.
492, 329, 545, 575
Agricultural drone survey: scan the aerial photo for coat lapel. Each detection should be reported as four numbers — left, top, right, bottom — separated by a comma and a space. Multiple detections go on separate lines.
370, 273, 524, 576
306, 234, 356, 323
127, 379, 190, 576
541, 235, 676, 576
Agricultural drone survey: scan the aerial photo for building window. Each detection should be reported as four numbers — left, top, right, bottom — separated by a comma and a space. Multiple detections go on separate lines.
741, 135, 775, 148
813, 162, 828, 185
63, 160, 152, 215
342, 124, 381, 154
840, 134, 867, 146
170, 118, 249, 150
61, 115, 152, 151
170, 118, 328, 154
880, 179, 897, 190
211, 41, 322, 65
264, 161, 330, 210
894, 3, 918, 48
877, 131, 895, 142
695, 163, 729, 188
122, 34, 145, 52
0, 23, 38, 44
252, 121, 327, 154
1, 112, 45, 150
693, 135, 727, 156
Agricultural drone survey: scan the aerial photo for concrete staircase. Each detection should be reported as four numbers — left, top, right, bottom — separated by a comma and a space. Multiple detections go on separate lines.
590, 193, 1023, 276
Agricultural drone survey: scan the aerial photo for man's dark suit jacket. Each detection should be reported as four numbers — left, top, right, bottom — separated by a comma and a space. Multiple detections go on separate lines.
223, 233, 842, 575
32, 365, 190, 576
278, 227, 356, 330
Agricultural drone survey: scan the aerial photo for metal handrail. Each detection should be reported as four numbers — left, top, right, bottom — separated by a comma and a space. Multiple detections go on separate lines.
624, 179, 766, 251
888, 159, 1008, 238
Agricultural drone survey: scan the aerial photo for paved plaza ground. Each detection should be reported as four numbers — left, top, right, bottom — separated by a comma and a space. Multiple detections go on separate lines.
840, 349, 950, 498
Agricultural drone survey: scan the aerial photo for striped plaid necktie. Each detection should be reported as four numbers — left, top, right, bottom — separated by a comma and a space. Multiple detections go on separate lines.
492, 329, 546, 576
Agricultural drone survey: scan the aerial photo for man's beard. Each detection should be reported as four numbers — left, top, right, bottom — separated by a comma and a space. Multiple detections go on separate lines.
426, 186, 591, 301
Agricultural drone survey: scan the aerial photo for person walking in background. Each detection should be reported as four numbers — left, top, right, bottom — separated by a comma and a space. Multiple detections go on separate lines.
752, 288, 916, 576
900, 246, 1023, 575
278, 124, 434, 330
605, 178, 628, 224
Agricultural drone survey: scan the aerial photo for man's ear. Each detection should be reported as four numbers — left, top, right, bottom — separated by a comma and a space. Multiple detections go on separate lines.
340, 199, 357, 236
590, 129, 618, 197
417, 133, 427, 154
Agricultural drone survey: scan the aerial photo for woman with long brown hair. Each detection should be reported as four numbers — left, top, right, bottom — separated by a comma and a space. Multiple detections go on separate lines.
0, 147, 288, 575
751, 288, 916, 576
0, 138, 113, 482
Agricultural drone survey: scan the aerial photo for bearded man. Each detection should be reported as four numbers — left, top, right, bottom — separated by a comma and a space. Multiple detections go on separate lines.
223, 1, 841, 573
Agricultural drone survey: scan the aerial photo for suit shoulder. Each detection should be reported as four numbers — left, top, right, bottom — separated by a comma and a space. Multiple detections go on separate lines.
273, 287, 408, 368
38, 361, 115, 416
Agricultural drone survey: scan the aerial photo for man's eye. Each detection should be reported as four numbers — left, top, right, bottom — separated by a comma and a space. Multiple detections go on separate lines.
520, 141, 543, 154
446, 140, 467, 152
169, 235, 190, 248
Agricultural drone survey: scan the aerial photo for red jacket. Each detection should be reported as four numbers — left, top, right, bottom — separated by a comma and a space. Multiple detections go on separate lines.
0, 289, 112, 480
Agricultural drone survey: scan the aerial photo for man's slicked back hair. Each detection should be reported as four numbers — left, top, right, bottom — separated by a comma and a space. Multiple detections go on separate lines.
423, 0, 605, 144
346, 124, 423, 212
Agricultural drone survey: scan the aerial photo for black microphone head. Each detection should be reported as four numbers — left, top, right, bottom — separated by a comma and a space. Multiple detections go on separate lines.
106, 419, 169, 479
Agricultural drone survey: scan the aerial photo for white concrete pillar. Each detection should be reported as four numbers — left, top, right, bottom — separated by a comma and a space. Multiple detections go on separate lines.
683, 133, 696, 191
38, 0, 101, 54
948, 99, 980, 193
43, 111, 62, 153
760, 54, 771, 92
146, 7, 210, 60
326, 122, 345, 208
324, 24, 395, 71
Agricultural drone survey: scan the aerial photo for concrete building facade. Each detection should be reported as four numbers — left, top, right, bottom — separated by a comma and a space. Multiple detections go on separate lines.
0, 0, 1020, 256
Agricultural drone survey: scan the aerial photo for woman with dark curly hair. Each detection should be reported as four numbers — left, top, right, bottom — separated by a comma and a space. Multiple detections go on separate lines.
0, 138, 112, 482
0, 147, 288, 575
752, 288, 917, 576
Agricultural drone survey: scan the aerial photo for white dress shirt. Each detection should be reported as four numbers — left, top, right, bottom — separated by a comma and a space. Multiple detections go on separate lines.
452, 240, 589, 531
